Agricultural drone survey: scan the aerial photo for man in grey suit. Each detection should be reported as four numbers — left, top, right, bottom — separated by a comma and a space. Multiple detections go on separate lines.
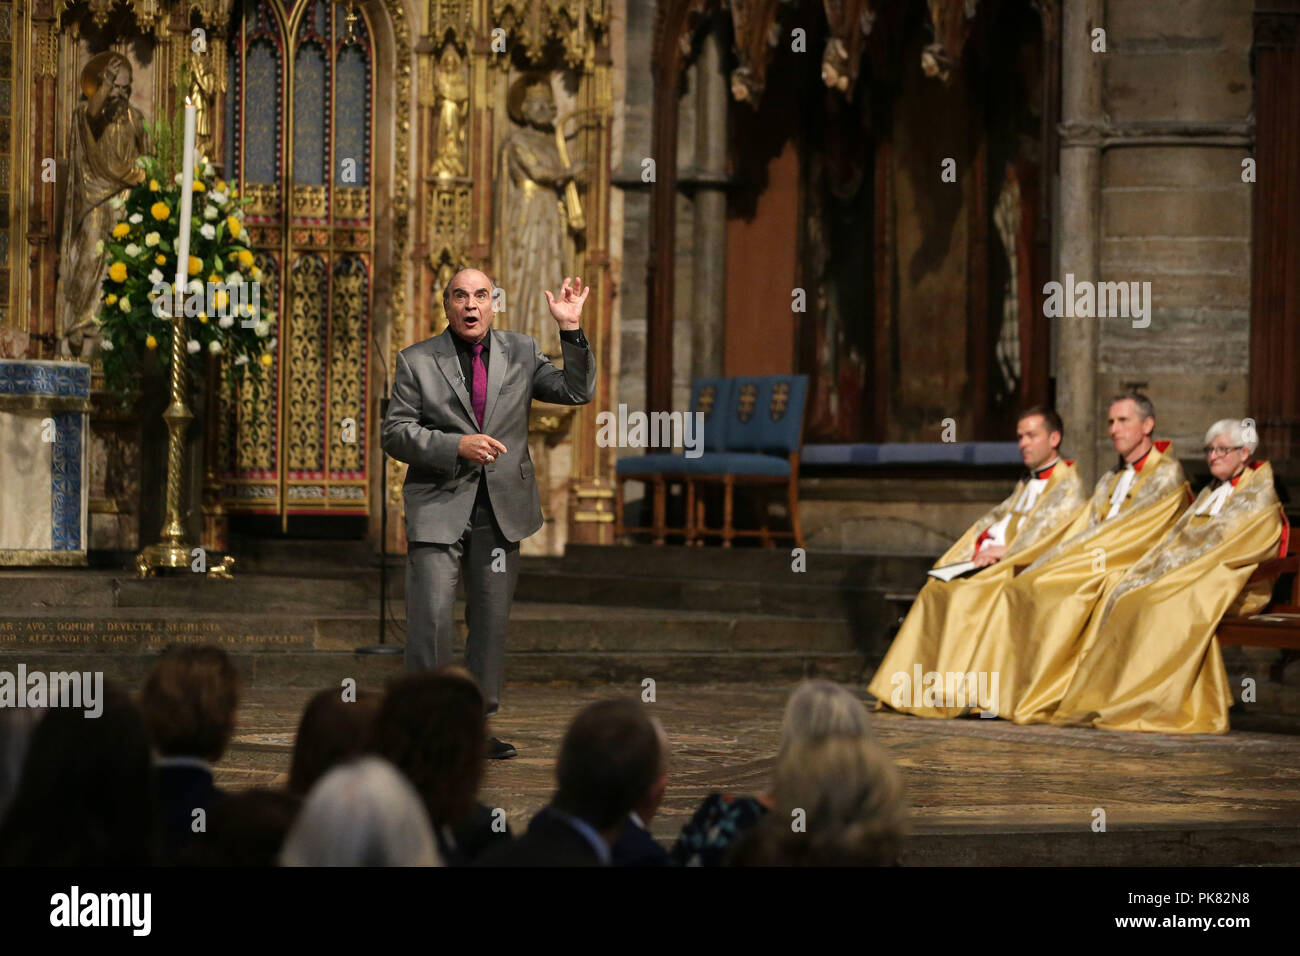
382, 268, 596, 759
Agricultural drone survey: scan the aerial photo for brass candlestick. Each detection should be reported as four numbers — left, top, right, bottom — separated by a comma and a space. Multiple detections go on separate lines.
134, 310, 198, 576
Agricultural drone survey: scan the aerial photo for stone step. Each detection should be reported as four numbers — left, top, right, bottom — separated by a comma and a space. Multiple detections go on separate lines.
219, 539, 938, 584
0, 648, 862, 689
0, 603, 860, 654
512, 569, 900, 620
0, 564, 922, 631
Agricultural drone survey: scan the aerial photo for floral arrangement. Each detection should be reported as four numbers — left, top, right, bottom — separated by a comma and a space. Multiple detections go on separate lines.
94, 92, 276, 407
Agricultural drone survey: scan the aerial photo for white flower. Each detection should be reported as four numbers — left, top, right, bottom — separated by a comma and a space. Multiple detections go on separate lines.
145, 232, 160, 247
148, 269, 164, 284
203, 163, 215, 178
200, 223, 215, 240
254, 320, 269, 338
94, 240, 104, 256
211, 191, 227, 205
187, 278, 204, 295
233, 353, 249, 366
124, 243, 140, 257
135, 157, 148, 169
129, 213, 143, 224
267, 336, 277, 351
218, 314, 234, 329
101, 338, 115, 351
119, 296, 131, 312
203, 205, 218, 221
226, 271, 243, 286
174, 173, 184, 185
109, 195, 125, 210
208, 339, 222, 354
187, 339, 201, 354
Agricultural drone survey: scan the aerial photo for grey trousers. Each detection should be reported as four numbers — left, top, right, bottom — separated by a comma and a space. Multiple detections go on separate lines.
404, 488, 520, 716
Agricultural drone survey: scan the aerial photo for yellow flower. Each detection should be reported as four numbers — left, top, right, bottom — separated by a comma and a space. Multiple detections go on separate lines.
155, 254, 167, 266
198, 313, 209, 324
192, 180, 206, 193
215, 179, 227, 193
149, 179, 160, 192
237, 248, 255, 268
259, 352, 274, 367
188, 255, 202, 276
208, 273, 220, 283
151, 201, 171, 221
226, 216, 241, 239
145, 335, 158, 350
252, 267, 262, 280
112, 222, 130, 239
105, 294, 118, 306
108, 262, 128, 283
213, 290, 229, 311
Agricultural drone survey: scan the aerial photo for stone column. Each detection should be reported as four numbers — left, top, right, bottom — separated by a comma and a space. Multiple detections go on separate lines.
1056, 0, 1104, 486
689, 25, 729, 383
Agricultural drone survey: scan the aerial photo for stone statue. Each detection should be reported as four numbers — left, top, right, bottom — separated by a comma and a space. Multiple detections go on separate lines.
430, 46, 468, 178
57, 51, 149, 358
495, 73, 583, 357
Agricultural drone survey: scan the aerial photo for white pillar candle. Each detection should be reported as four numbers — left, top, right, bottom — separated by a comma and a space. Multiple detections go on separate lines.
173, 98, 197, 314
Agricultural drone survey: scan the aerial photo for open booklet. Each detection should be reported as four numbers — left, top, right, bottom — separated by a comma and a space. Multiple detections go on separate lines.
926, 560, 981, 582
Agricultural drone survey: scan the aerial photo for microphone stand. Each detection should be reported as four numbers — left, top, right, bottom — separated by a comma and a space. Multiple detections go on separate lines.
357, 393, 402, 656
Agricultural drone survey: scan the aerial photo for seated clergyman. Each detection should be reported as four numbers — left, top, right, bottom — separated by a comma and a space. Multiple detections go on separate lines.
867, 407, 1087, 717
964, 392, 1191, 724
1050, 419, 1283, 734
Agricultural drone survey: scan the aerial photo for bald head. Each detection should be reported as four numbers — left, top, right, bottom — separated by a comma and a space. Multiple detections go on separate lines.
442, 268, 494, 343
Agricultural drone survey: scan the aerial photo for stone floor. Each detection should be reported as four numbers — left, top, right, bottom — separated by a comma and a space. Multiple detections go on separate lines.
219, 681, 1300, 862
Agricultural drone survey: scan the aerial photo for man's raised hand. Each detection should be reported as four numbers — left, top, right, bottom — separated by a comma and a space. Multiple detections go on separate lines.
458, 434, 507, 465
543, 275, 589, 330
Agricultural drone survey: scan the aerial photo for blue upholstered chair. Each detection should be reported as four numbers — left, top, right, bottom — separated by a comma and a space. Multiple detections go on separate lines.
614, 375, 807, 548
681, 375, 807, 548
614, 377, 734, 543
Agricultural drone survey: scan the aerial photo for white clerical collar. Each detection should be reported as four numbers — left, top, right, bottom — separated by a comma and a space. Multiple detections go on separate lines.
1194, 479, 1235, 516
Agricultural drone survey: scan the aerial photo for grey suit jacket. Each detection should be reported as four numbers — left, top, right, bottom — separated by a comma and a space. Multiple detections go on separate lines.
382, 327, 596, 544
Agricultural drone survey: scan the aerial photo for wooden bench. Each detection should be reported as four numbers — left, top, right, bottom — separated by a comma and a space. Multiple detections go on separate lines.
1217, 554, 1300, 682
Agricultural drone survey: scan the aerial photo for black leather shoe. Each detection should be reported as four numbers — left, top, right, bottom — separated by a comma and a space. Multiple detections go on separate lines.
487, 736, 517, 760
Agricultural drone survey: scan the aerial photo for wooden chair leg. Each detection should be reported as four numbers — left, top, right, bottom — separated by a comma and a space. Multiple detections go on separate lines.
788, 475, 805, 551
652, 477, 666, 546
615, 478, 625, 542
685, 480, 696, 546
722, 475, 735, 548
759, 484, 773, 548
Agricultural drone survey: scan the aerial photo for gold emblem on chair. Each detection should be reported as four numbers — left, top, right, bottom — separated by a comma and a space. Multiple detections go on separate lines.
737, 383, 757, 423
697, 385, 716, 417
771, 382, 790, 421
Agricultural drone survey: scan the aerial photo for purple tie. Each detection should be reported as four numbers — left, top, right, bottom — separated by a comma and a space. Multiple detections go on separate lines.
471, 342, 487, 428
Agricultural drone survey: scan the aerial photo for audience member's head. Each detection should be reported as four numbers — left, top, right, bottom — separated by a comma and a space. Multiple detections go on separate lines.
140, 644, 240, 762
288, 686, 383, 797
280, 756, 441, 866
0, 682, 156, 865
183, 788, 303, 866
553, 698, 660, 835
0, 706, 43, 823
734, 735, 906, 866
632, 717, 671, 825
370, 668, 486, 826
778, 679, 872, 759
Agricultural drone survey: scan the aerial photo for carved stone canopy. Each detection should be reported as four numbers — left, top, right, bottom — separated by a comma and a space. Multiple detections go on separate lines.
56, 0, 235, 35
